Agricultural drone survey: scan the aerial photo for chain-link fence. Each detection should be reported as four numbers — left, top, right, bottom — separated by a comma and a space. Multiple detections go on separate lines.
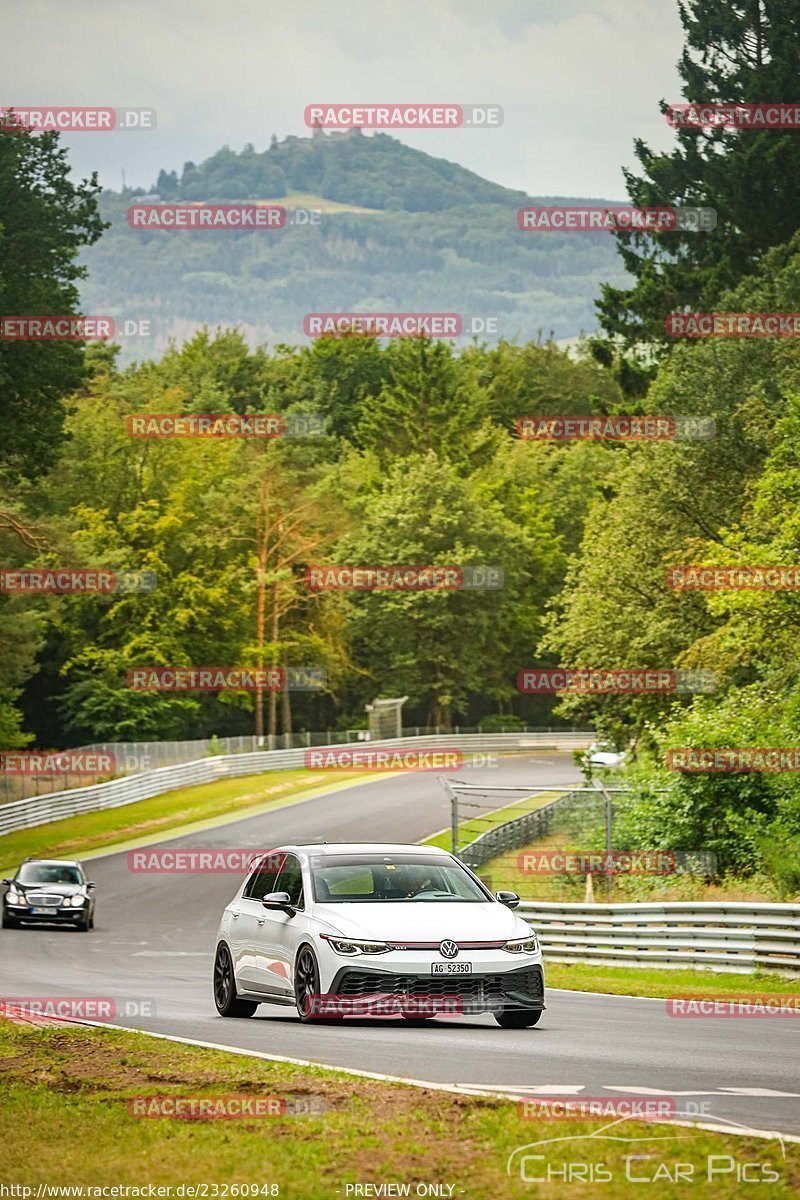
445, 779, 716, 898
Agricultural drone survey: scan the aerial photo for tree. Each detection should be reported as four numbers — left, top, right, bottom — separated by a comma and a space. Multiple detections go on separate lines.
0, 483, 46, 748
598, 0, 800, 353
0, 124, 105, 476
544, 230, 800, 739
215, 443, 333, 738
355, 337, 497, 471
333, 452, 559, 727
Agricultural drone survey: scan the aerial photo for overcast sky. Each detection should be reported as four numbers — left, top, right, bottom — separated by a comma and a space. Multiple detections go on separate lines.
3, 0, 684, 198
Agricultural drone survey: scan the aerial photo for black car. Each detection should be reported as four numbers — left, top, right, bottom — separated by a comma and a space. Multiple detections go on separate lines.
2, 859, 96, 931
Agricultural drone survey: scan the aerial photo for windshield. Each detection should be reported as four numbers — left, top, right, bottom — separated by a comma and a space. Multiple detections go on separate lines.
16, 864, 83, 886
310, 853, 491, 903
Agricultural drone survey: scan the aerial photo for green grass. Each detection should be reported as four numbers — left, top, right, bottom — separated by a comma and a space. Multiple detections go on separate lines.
477, 826, 793, 903
423, 790, 560, 852
252, 190, 383, 213
0, 767, 376, 874
1, 1019, 796, 1196
546, 962, 800, 999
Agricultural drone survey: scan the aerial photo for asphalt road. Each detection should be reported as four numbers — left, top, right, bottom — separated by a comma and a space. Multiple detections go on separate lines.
2, 753, 799, 1139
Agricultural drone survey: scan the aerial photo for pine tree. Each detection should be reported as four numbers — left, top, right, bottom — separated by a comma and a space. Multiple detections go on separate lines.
598, 0, 800, 353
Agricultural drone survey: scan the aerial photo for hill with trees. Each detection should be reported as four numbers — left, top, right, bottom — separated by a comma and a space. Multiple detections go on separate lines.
80, 131, 628, 357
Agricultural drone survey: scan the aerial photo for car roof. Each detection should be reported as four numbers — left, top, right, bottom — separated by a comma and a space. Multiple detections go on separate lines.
20, 859, 82, 867
279, 842, 453, 857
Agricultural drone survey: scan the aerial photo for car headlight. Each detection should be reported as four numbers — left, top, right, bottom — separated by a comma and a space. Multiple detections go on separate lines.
320, 934, 390, 955
67, 894, 87, 907
6, 890, 25, 906
503, 935, 539, 954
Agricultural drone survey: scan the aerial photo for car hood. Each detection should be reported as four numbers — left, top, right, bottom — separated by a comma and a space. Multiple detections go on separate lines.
13, 883, 85, 896
313, 900, 532, 942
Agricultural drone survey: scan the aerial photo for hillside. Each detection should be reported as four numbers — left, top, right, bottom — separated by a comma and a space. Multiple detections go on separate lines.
80, 131, 629, 358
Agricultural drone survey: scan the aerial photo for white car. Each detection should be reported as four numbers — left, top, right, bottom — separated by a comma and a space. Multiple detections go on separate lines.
213, 842, 545, 1029
587, 744, 626, 768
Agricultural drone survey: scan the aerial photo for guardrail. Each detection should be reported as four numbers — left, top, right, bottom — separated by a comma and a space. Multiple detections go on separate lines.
518, 900, 800, 974
1, 725, 588, 805
0, 732, 592, 837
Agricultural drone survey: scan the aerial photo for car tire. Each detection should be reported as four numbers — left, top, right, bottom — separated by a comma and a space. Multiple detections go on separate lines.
494, 1008, 543, 1029
294, 945, 332, 1023
75, 913, 91, 932
89, 914, 95, 929
213, 943, 258, 1017
2, 911, 18, 929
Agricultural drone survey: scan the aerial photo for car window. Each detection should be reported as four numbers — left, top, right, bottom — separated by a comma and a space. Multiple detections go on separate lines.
275, 854, 304, 909
243, 853, 283, 900
310, 854, 491, 903
17, 864, 83, 886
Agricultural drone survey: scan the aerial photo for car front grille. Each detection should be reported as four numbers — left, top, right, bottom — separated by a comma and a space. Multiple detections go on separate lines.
333, 965, 544, 1012
25, 893, 64, 907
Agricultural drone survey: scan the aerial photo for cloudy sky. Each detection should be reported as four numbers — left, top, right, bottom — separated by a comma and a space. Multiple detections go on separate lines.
3, 0, 684, 198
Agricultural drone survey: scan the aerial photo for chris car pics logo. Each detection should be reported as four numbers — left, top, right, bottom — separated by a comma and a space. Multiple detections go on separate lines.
506, 1116, 784, 1184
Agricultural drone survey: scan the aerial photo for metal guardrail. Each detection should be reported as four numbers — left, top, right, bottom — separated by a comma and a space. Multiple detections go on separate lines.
518, 901, 800, 974
1, 725, 586, 804
0, 732, 592, 837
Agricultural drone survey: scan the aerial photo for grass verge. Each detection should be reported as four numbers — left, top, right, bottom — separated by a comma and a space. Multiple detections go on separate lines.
0, 768, 375, 874
479, 827, 792, 902
0, 1019, 796, 1196
545, 962, 800, 999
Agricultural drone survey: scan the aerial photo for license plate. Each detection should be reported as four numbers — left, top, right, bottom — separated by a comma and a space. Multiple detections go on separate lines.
431, 962, 472, 975
32, 907, 57, 915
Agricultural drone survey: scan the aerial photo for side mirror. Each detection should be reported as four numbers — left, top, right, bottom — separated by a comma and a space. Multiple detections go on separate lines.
86, 882, 96, 890
2, 879, 12, 887
262, 890, 293, 913
496, 890, 520, 909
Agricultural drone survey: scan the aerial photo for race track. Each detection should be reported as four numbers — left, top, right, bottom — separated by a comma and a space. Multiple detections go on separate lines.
2, 753, 798, 1139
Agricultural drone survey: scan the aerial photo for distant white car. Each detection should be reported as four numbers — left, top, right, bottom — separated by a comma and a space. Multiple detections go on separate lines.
586, 744, 626, 768
213, 842, 545, 1029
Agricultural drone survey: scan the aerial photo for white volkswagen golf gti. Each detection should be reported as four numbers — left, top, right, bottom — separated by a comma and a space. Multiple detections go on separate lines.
213, 842, 545, 1028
